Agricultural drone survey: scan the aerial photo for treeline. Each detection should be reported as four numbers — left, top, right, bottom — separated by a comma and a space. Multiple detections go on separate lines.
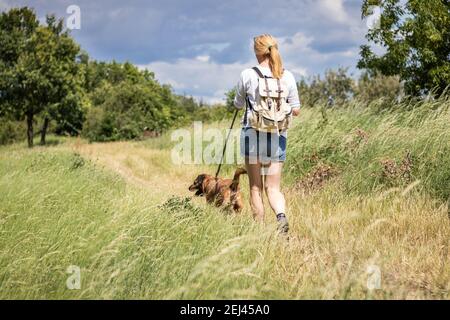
0, 7, 231, 147
297, 68, 404, 108
81, 59, 232, 142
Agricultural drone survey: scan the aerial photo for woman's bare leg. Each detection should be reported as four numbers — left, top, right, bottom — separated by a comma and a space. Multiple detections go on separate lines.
245, 158, 264, 222
264, 162, 285, 215
264, 161, 289, 233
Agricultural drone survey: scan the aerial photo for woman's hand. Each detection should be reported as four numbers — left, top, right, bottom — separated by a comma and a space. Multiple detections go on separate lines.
292, 108, 300, 117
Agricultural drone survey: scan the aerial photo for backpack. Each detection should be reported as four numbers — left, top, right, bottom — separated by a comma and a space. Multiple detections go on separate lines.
245, 67, 292, 133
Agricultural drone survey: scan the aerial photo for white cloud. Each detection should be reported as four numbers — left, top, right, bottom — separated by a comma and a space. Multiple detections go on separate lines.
279, 32, 359, 76
196, 55, 210, 62
139, 58, 249, 104
280, 33, 314, 52
189, 42, 231, 53
317, 0, 350, 24
289, 67, 308, 78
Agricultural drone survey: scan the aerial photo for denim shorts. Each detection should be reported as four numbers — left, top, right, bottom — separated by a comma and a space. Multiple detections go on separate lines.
240, 127, 287, 163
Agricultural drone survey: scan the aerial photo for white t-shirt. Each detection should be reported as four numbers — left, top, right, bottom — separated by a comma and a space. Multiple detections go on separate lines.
234, 65, 300, 130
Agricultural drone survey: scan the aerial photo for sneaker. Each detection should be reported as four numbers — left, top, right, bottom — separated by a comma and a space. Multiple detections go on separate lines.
276, 213, 289, 234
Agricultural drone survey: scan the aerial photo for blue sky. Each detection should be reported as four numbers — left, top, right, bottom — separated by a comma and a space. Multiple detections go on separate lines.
1, 0, 377, 103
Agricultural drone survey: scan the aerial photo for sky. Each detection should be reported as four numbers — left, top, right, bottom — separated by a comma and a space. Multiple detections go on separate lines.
1, 0, 379, 104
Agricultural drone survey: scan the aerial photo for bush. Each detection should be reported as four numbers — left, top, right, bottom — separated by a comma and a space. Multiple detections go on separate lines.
297, 67, 354, 107
354, 72, 403, 105
0, 119, 26, 145
82, 81, 177, 142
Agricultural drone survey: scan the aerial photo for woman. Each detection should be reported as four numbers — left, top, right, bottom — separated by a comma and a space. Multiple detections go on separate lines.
234, 34, 300, 233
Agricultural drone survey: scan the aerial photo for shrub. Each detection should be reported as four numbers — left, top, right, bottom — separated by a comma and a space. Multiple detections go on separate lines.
0, 119, 26, 145
82, 81, 177, 142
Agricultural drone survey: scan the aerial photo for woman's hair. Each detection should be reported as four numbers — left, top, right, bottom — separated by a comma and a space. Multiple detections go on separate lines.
253, 34, 283, 79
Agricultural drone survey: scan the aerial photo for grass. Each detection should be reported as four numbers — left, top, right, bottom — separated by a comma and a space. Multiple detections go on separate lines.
285, 98, 450, 202
0, 98, 449, 299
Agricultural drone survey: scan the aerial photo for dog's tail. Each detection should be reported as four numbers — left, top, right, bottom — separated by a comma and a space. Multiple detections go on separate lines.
230, 167, 247, 192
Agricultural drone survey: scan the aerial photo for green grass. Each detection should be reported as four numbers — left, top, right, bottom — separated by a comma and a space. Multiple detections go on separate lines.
0, 98, 449, 299
285, 98, 450, 202
0, 147, 285, 299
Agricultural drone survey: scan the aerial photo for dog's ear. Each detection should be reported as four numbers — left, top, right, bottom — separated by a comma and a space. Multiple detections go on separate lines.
189, 174, 206, 193
197, 174, 209, 194
201, 175, 213, 195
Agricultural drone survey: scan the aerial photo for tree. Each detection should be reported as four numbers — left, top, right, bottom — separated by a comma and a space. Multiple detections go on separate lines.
82, 60, 182, 142
296, 68, 355, 107
0, 7, 39, 147
355, 72, 403, 104
358, 0, 450, 96
37, 15, 84, 144
0, 8, 83, 147
83, 82, 173, 141
225, 88, 237, 110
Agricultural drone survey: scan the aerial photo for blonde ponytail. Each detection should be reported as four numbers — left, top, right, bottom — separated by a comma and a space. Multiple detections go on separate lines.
253, 34, 284, 79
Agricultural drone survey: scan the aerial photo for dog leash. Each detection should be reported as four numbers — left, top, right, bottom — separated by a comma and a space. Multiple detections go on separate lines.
215, 108, 240, 178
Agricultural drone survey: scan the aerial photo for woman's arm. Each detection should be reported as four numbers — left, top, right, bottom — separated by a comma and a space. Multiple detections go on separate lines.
286, 71, 301, 117
234, 71, 247, 109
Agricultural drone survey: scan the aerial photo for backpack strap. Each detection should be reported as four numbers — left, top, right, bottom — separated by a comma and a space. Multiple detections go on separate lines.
243, 95, 251, 125
244, 67, 264, 125
253, 66, 273, 98
252, 66, 265, 78
252, 66, 285, 78
276, 79, 283, 111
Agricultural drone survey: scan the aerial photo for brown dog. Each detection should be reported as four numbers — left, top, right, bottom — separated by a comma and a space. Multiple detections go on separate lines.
189, 168, 247, 212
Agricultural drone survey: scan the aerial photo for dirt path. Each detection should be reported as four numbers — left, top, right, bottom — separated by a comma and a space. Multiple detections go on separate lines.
71, 140, 209, 198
